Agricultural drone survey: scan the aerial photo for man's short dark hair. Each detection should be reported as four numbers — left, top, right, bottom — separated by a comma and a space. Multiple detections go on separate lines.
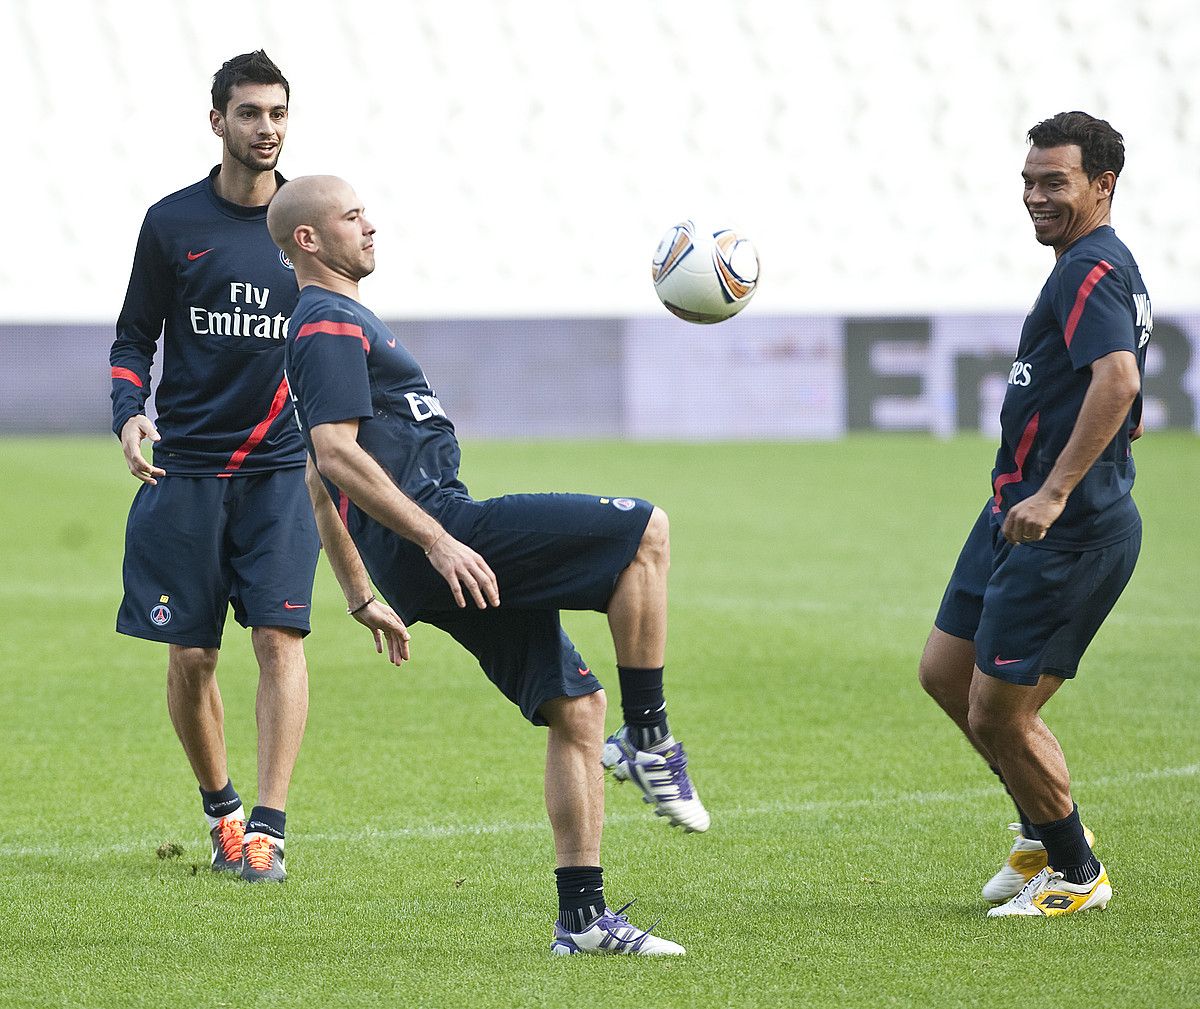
1027, 111, 1125, 182
211, 50, 290, 113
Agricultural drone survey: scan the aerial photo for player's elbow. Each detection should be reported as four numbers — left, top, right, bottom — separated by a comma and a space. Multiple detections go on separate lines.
310, 426, 356, 485
1092, 352, 1141, 407
304, 457, 329, 501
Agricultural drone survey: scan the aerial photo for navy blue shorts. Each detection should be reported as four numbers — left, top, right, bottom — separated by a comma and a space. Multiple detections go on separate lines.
935, 501, 1141, 685
370, 493, 654, 725
116, 469, 320, 648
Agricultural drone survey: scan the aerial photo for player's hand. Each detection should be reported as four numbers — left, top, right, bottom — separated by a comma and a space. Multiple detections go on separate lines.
425, 533, 500, 609
1002, 489, 1067, 545
120, 415, 166, 485
353, 598, 412, 665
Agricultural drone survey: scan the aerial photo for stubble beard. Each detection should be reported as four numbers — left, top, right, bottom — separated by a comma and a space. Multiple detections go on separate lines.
226, 138, 282, 175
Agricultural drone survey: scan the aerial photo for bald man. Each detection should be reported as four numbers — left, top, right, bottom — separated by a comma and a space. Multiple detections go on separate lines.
269, 176, 705, 955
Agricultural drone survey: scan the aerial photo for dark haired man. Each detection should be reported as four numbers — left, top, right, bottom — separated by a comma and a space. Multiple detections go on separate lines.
267, 175, 707, 954
919, 112, 1150, 917
110, 50, 314, 883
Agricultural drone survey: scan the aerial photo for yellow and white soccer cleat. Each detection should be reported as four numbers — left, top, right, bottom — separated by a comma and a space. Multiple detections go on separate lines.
986, 865, 1112, 917
982, 822, 1096, 903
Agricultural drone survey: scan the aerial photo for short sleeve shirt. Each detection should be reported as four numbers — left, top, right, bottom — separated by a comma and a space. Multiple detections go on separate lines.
284, 287, 470, 521
990, 226, 1150, 549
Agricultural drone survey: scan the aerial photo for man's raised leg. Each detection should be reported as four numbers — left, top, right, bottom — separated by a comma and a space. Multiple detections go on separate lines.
602, 506, 709, 832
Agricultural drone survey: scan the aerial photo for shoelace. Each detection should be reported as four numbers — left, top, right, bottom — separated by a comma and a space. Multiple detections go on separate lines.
1008, 867, 1062, 910
216, 818, 245, 862
654, 749, 695, 801
599, 899, 662, 952
243, 835, 277, 871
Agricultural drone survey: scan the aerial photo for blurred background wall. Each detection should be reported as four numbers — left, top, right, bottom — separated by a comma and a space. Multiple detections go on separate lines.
3, 0, 1197, 436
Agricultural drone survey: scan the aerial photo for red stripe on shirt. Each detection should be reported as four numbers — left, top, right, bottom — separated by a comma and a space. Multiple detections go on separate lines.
1062, 260, 1114, 349
295, 320, 370, 352
337, 490, 351, 529
111, 367, 144, 388
221, 376, 291, 475
992, 412, 1040, 510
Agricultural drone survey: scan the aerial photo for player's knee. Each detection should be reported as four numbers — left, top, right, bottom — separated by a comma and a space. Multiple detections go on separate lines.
167, 646, 219, 684
545, 689, 606, 739
251, 626, 307, 676
635, 506, 670, 569
967, 701, 1009, 749
918, 629, 974, 706
918, 651, 950, 701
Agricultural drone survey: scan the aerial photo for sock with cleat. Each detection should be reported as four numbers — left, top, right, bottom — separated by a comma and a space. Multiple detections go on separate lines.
245, 805, 286, 843
990, 765, 1040, 841
555, 866, 606, 934
200, 780, 243, 828
1034, 803, 1100, 885
617, 665, 672, 752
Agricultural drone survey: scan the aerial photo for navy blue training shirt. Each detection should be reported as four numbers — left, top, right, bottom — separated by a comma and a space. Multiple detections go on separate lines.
110, 166, 306, 476
991, 225, 1151, 549
285, 286, 471, 516
285, 286, 475, 616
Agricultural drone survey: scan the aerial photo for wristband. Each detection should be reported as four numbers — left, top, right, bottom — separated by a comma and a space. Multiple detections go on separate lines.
347, 594, 375, 616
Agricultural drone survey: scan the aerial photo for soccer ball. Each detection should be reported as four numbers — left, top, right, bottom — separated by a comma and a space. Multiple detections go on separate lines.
651, 220, 759, 324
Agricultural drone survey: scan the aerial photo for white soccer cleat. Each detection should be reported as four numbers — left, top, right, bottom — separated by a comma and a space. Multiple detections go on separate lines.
601, 726, 710, 833
982, 822, 1096, 903
551, 902, 685, 956
986, 865, 1112, 917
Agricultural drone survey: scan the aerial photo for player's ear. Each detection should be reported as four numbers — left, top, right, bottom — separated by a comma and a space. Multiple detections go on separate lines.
1096, 170, 1116, 200
294, 224, 318, 254
210, 108, 224, 138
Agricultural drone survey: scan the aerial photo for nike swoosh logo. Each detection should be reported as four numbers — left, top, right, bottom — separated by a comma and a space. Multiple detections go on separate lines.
994, 656, 1023, 666
578, 666, 590, 677
386, 337, 397, 348
283, 601, 309, 610
187, 248, 214, 261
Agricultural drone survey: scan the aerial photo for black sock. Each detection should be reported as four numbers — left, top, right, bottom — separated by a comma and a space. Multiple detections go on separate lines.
989, 766, 1040, 841
555, 865, 605, 933
617, 665, 670, 750
199, 780, 242, 820
1034, 804, 1100, 884
246, 805, 286, 841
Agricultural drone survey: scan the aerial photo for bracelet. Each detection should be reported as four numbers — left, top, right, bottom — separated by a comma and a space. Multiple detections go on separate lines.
424, 532, 446, 556
347, 594, 375, 615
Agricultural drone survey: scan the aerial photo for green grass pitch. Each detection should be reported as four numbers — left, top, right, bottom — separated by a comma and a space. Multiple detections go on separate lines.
0, 434, 1196, 1008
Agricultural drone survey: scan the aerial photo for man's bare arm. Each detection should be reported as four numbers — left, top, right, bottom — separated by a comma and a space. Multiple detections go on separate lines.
310, 420, 499, 608
305, 457, 411, 664
1002, 349, 1141, 545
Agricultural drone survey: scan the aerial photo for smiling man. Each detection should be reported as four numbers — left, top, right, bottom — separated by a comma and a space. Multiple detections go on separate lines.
918, 112, 1150, 917
109, 51, 317, 883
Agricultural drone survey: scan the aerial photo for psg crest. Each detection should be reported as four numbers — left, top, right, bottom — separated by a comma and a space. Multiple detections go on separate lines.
279, 249, 294, 271
150, 603, 172, 626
